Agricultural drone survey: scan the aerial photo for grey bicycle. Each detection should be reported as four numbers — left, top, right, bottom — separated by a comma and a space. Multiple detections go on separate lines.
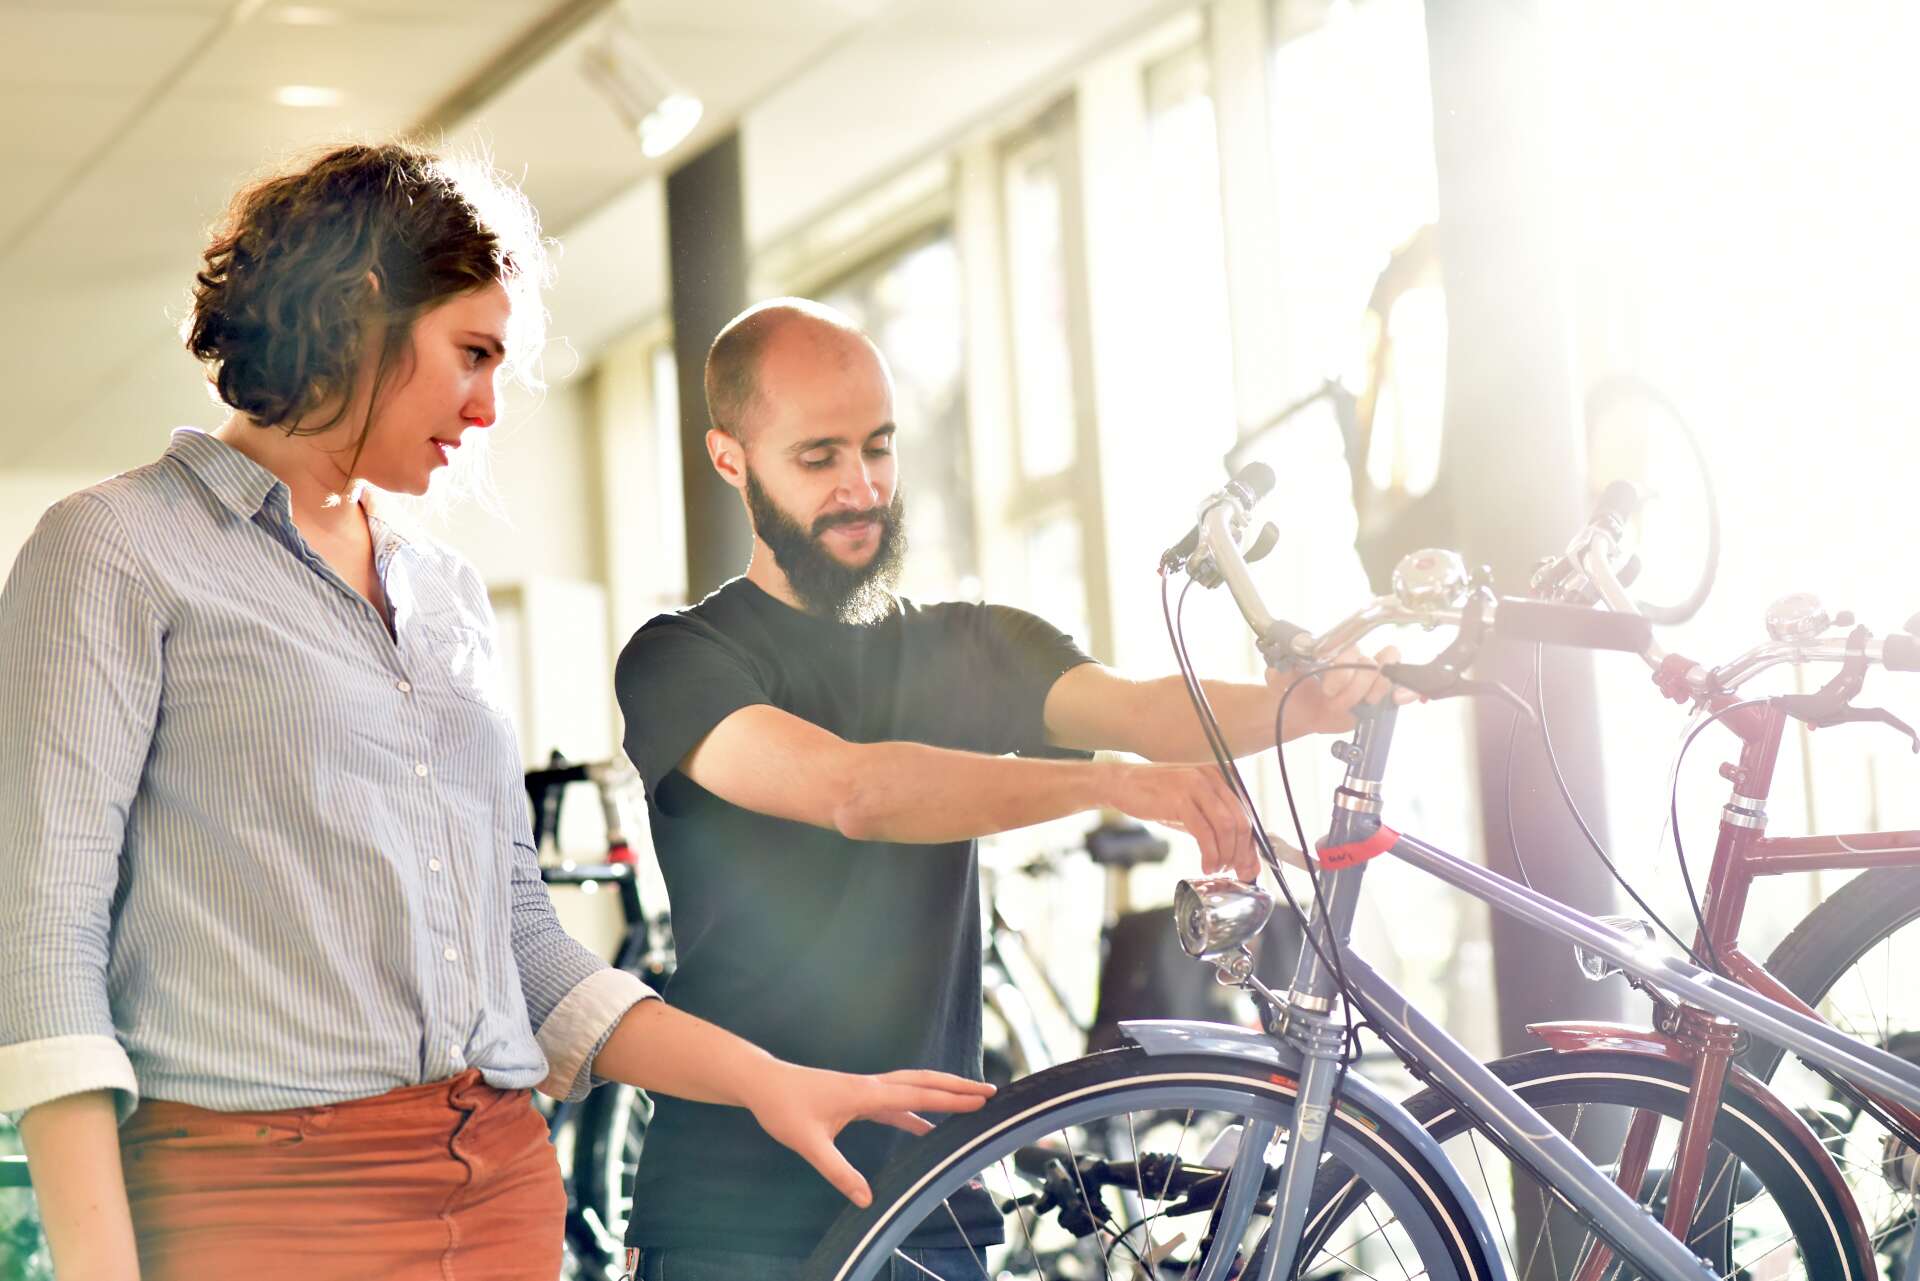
799, 475, 1920, 1281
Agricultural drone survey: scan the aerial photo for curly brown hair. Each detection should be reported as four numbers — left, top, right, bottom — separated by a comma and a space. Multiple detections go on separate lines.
185, 142, 548, 438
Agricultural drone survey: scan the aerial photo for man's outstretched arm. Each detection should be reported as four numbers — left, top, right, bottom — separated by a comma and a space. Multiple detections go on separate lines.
678, 705, 1263, 879
1040, 651, 1408, 763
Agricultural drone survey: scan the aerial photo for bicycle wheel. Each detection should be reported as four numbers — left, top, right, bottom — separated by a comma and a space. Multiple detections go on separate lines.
1396, 1048, 1867, 1281
1749, 863, 1920, 1275
801, 1046, 1499, 1281
573, 1082, 652, 1266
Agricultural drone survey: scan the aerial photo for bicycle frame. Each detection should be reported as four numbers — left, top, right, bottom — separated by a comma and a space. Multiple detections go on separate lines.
1538, 692, 1920, 1279
1152, 699, 1920, 1281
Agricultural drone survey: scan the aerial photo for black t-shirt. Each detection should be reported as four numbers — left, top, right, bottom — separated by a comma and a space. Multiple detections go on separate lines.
614, 577, 1095, 1255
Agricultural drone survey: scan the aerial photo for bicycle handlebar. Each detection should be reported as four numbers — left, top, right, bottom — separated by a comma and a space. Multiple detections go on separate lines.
1886, 634, 1920, 673
1191, 489, 1654, 668
1185, 474, 1905, 707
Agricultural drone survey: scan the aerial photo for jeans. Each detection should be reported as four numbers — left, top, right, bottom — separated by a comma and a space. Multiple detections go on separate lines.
635, 1244, 985, 1281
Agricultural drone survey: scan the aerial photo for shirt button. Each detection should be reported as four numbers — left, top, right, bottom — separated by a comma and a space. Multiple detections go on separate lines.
450, 1045, 464, 1062
428, 858, 443, 873
414, 762, 430, 777
442, 946, 458, 962
396, 679, 412, 694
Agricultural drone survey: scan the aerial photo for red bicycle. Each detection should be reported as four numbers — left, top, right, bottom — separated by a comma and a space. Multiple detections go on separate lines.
1525, 506, 1920, 1280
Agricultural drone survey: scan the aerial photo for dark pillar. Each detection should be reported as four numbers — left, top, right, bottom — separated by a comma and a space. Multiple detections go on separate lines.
666, 131, 752, 600
1423, 3, 1627, 1273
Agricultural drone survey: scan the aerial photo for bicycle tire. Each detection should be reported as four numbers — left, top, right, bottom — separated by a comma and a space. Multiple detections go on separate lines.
1745, 864, 1920, 1081
573, 1082, 651, 1261
1396, 1048, 1868, 1280
800, 1046, 1499, 1281
1744, 862, 1920, 1273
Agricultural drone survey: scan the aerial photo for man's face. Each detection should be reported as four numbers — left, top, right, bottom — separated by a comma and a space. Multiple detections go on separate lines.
735, 330, 908, 621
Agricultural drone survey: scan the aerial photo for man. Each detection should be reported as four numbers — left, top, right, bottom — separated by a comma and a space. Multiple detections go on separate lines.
615, 299, 1395, 1279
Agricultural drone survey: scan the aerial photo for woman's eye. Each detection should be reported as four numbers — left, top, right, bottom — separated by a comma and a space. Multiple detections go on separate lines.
466, 346, 491, 365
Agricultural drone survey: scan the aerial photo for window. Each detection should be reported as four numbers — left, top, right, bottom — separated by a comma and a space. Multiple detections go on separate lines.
1268, 0, 1441, 402
819, 227, 979, 601
1140, 41, 1236, 468
1002, 131, 1082, 481
992, 105, 1104, 656
1550, 3, 1920, 948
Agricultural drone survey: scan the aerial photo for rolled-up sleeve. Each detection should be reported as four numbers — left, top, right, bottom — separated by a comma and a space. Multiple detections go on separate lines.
504, 811, 656, 1102
0, 495, 162, 1120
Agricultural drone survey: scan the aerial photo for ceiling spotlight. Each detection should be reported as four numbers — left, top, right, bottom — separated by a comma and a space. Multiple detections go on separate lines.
581, 23, 703, 160
273, 85, 343, 108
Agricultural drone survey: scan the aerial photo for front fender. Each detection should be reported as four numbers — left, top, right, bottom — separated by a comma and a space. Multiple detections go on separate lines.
1123, 1019, 1509, 1280
1530, 1019, 1875, 1274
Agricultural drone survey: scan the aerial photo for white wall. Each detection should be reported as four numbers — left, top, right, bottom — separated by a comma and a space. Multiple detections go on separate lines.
428, 377, 602, 588
3, 470, 114, 576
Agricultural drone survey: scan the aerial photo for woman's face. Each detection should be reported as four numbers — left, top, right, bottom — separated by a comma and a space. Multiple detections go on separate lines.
350, 281, 511, 496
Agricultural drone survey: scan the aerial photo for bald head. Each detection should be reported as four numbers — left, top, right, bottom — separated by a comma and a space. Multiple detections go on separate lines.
705, 298, 883, 443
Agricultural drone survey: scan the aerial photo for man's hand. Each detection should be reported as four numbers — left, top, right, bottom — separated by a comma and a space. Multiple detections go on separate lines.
1266, 646, 1414, 738
741, 1064, 997, 1207
1098, 761, 1260, 881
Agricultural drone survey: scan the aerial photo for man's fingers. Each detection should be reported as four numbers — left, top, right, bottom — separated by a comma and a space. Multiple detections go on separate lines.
1318, 661, 1360, 703
1181, 793, 1228, 875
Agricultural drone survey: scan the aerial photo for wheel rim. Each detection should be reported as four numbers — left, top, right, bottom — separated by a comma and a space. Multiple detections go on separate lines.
823, 1069, 1483, 1281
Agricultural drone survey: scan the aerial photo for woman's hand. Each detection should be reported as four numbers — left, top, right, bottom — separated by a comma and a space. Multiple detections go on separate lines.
740, 1064, 996, 1206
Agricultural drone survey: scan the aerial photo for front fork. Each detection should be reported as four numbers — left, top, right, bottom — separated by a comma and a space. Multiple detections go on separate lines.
1257, 700, 1400, 1280
1563, 1007, 1745, 1281
1533, 1004, 1881, 1281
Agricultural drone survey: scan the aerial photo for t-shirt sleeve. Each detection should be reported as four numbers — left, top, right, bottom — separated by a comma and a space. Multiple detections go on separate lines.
615, 617, 772, 800
974, 603, 1098, 758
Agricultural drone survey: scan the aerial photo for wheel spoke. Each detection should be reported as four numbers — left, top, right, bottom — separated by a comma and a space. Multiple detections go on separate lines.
1061, 1126, 1118, 1280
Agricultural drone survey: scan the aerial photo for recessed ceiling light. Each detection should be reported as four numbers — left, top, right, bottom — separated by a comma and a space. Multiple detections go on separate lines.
273, 85, 343, 108
274, 5, 341, 23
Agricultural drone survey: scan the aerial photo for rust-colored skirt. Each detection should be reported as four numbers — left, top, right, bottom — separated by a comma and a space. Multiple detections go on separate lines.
120, 1070, 565, 1280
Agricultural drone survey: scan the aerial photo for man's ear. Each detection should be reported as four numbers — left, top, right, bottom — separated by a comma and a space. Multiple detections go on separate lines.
706, 428, 747, 491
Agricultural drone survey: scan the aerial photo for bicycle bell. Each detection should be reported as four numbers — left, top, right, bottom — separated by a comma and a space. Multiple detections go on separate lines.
1765, 592, 1830, 643
1392, 549, 1470, 612
1174, 875, 1275, 961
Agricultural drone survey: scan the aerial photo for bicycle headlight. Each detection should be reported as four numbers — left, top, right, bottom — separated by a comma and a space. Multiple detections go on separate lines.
1174, 876, 1275, 960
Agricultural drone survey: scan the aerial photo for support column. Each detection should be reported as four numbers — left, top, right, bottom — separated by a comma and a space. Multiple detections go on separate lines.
1424, 0, 1625, 1036
1423, 4, 1626, 1274
666, 131, 752, 600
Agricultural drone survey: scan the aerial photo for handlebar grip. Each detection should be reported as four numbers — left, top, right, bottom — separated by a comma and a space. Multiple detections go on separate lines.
1494, 598, 1654, 653
1591, 479, 1641, 529
1885, 633, 1920, 672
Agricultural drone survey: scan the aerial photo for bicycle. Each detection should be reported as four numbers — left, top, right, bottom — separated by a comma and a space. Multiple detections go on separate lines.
797, 474, 1920, 1281
1510, 518, 1920, 1280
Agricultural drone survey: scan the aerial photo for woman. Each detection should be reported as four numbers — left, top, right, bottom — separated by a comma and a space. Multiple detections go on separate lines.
0, 142, 990, 1280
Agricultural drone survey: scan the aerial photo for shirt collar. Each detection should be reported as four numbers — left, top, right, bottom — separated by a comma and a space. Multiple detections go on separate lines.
165, 427, 285, 521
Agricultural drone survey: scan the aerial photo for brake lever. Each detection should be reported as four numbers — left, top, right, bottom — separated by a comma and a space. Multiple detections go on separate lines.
1775, 625, 1871, 725
1767, 625, 1919, 751
1376, 586, 1540, 724
1807, 705, 1920, 754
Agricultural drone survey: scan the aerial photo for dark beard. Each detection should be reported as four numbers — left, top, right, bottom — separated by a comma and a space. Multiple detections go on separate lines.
744, 469, 907, 625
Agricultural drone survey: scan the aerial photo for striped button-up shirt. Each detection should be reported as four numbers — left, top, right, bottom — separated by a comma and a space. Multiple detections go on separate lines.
0, 428, 651, 1119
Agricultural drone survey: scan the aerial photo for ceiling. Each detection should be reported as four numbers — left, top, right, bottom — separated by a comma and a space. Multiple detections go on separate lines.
0, 0, 1181, 474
